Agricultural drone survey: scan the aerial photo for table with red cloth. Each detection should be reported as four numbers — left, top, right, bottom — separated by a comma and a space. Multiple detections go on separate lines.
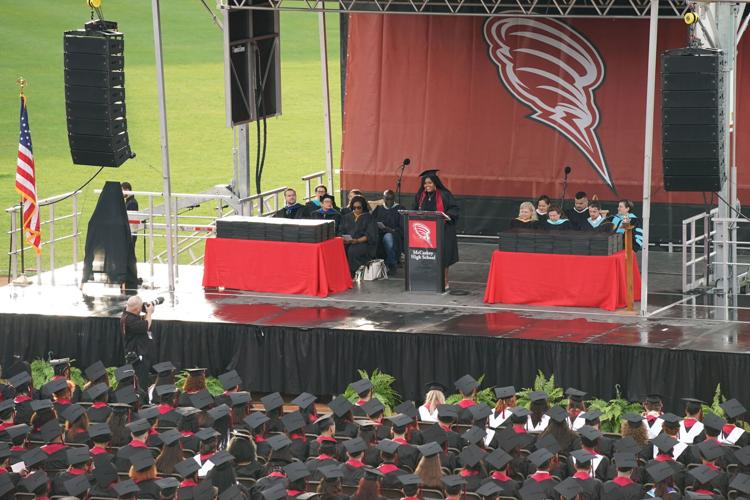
483, 250, 641, 311
202, 237, 352, 297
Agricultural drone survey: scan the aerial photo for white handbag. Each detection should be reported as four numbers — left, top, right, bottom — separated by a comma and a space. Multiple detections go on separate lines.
354, 259, 388, 281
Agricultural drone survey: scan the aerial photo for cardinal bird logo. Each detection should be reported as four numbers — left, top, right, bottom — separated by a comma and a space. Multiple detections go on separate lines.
413, 223, 434, 247
483, 17, 615, 192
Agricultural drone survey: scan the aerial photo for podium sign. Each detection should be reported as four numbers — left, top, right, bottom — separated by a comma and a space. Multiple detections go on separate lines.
401, 210, 445, 292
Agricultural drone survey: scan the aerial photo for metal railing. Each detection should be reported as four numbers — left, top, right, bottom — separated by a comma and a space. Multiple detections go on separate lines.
6, 192, 81, 285
238, 186, 289, 216
302, 171, 326, 201
682, 208, 717, 292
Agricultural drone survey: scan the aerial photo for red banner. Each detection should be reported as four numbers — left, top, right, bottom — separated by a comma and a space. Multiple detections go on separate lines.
341, 15, 749, 205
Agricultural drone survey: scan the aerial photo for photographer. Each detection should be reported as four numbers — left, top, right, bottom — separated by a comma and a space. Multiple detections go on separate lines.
120, 295, 157, 387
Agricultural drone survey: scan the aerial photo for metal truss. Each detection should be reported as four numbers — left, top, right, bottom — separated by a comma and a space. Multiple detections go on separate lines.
218, 0, 689, 17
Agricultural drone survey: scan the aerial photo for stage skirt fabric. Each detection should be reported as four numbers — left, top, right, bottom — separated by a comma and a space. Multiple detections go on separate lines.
202, 237, 352, 297
483, 250, 641, 311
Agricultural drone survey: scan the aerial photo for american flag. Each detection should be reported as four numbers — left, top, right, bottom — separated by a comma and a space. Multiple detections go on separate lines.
16, 96, 41, 254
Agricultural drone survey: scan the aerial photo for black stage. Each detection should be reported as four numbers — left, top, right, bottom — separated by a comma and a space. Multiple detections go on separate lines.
1, 241, 749, 412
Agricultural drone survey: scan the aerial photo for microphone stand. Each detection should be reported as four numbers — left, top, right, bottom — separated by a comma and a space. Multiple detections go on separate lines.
396, 161, 407, 206
559, 170, 570, 212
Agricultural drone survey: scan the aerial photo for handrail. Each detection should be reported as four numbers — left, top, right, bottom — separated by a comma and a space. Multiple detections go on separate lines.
5, 191, 79, 212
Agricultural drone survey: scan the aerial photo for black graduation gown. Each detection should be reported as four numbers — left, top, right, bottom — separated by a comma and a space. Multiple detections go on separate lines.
413, 189, 460, 267
509, 218, 538, 230
290, 436, 309, 462
602, 480, 643, 500
377, 464, 407, 489
306, 457, 340, 481
583, 217, 613, 232
522, 475, 558, 499
567, 207, 590, 230
136, 479, 161, 499
338, 212, 379, 275
274, 204, 305, 219
87, 404, 112, 423
396, 443, 420, 472
482, 475, 521, 498
373, 203, 404, 253
235, 461, 265, 480
339, 461, 366, 486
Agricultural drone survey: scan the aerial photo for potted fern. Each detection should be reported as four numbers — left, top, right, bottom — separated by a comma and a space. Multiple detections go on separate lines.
343, 369, 400, 414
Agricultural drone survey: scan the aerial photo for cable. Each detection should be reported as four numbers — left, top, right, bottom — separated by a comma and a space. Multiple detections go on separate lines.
714, 191, 750, 223
46, 167, 104, 206
197, 0, 223, 31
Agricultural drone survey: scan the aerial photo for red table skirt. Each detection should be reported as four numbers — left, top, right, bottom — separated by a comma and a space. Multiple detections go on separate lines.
483, 250, 641, 311
202, 237, 352, 297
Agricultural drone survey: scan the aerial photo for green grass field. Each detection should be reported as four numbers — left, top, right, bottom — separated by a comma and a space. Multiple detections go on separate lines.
0, 0, 341, 274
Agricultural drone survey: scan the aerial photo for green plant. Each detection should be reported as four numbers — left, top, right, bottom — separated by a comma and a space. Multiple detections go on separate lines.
703, 383, 725, 417
30, 359, 86, 389
105, 367, 118, 388
175, 371, 225, 397
587, 385, 642, 433
516, 371, 565, 408
343, 369, 400, 415
445, 375, 495, 406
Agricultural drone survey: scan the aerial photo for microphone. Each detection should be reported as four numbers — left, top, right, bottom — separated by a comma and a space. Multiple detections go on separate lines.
564, 166, 572, 176
403, 158, 411, 166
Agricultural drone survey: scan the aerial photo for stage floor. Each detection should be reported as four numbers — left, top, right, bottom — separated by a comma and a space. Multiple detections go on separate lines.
2, 241, 749, 355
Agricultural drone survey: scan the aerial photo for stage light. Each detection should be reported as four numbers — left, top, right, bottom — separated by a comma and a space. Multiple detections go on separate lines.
684, 12, 698, 25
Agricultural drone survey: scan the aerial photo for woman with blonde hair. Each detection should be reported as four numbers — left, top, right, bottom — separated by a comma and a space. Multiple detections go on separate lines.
510, 201, 538, 229
418, 382, 446, 422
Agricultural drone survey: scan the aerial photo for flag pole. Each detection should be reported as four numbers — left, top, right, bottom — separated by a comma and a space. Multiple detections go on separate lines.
16, 78, 27, 276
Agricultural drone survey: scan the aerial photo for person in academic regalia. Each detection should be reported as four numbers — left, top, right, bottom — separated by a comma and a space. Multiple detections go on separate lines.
542, 205, 572, 231
373, 189, 404, 274
719, 399, 749, 447
522, 448, 559, 499
341, 190, 364, 217
312, 195, 342, 232
601, 453, 642, 500
509, 201, 538, 230
611, 199, 644, 251
304, 184, 331, 218
338, 195, 378, 277
274, 189, 306, 220
567, 192, 591, 230
418, 382, 446, 423
413, 170, 460, 287
583, 201, 613, 232
536, 195, 551, 224
228, 432, 265, 480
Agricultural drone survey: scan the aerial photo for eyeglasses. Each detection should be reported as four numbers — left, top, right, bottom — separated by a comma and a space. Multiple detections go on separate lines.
352, 205, 363, 210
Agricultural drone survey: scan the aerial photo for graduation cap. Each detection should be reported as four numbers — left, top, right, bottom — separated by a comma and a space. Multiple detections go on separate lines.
363, 399, 385, 417
138, 405, 160, 421
418, 169, 440, 178
244, 412, 270, 430
424, 381, 447, 393
485, 449, 513, 470
219, 484, 245, 500
207, 404, 231, 421
155, 384, 178, 398
155, 477, 181, 492
39, 420, 62, 442
85, 361, 107, 382
528, 391, 548, 402
261, 392, 284, 412
647, 461, 675, 482
343, 437, 366, 455
319, 465, 344, 480
21, 447, 48, 468
470, 404, 493, 422
459, 444, 487, 467
518, 481, 545, 500
454, 374, 479, 394
555, 477, 583, 500
30, 399, 53, 412
112, 479, 140, 497
476, 481, 502, 498
623, 412, 643, 426
282, 411, 307, 433
21, 471, 48, 493
115, 386, 138, 405
0, 400, 13, 414
645, 393, 663, 404
228, 391, 252, 407
262, 484, 287, 500
612, 452, 637, 469
527, 448, 554, 467
721, 399, 747, 419
0, 443, 9, 460
363, 466, 384, 481
579, 425, 602, 442
730, 473, 750, 495
614, 436, 641, 454
534, 435, 560, 457
703, 412, 727, 432
547, 406, 568, 423
652, 433, 678, 453
152, 361, 176, 376
218, 370, 242, 390
284, 462, 311, 482
126, 418, 151, 435
115, 364, 135, 382
570, 449, 596, 465
92, 455, 118, 484
185, 368, 207, 377
660, 413, 681, 426
43, 378, 68, 395
377, 439, 401, 455
85, 383, 108, 401
437, 404, 458, 420
350, 379, 373, 395
193, 480, 216, 500
62, 404, 85, 424
395, 401, 418, 419
1, 423, 29, 441
581, 410, 603, 422
510, 406, 530, 418
698, 439, 726, 461
267, 434, 292, 451
442, 474, 467, 489
494, 386, 516, 399
50, 357, 74, 368
195, 427, 221, 442
387, 413, 413, 429
175, 406, 201, 418
736, 446, 750, 466
565, 388, 587, 402
130, 450, 156, 471
64, 473, 91, 497
418, 441, 442, 457
83, 422, 109, 442
7, 371, 31, 389
0, 473, 14, 497
462, 426, 487, 445
291, 392, 316, 410
66, 446, 91, 466
159, 428, 182, 446
175, 458, 201, 478
190, 389, 214, 410
398, 474, 422, 486
209, 450, 235, 468
689, 464, 720, 484
682, 397, 708, 405
329, 395, 354, 417
420, 424, 447, 445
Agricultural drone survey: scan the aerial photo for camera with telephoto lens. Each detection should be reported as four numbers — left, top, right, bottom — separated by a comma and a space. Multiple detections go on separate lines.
142, 296, 165, 312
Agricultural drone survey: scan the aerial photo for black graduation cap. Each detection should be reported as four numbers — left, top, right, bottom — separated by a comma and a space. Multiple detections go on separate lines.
547, 406, 568, 423
319, 465, 344, 480
518, 481, 545, 500
460, 444, 487, 466
152, 361, 176, 376
262, 485, 287, 500
420, 424, 447, 445
21, 471, 48, 493
579, 425, 602, 442
190, 389, 214, 410
682, 397, 707, 405
30, 399, 53, 412
535, 434, 561, 455
0, 443, 9, 460
363, 466, 384, 481
494, 386, 516, 399
343, 437, 366, 455
228, 391, 251, 407
21, 447, 48, 468
284, 461, 311, 482
698, 439, 725, 461
660, 413, 681, 425
115, 386, 138, 405
437, 404, 458, 420
92, 455, 118, 485
454, 374, 479, 394
244, 412, 270, 429
570, 449, 596, 465
614, 436, 641, 454
175, 458, 201, 478
50, 357, 74, 368
67, 446, 91, 466
195, 427, 220, 442
652, 433, 678, 453
647, 461, 675, 482
350, 379, 373, 395
581, 410, 603, 422
175, 406, 201, 418
281, 411, 307, 433
462, 426, 486, 445
0, 473, 14, 497
398, 474, 422, 486
39, 420, 62, 442
565, 388, 586, 402
267, 434, 292, 451
355, 419, 377, 430
209, 450, 235, 468
418, 169, 440, 178
377, 439, 401, 455
85, 361, 107, 382
159, 428, 182, 446
418, 441, 442, 457
219, 484, 245, 500
44, 378, 68, 395
623, 413, 643, 426
703, 412, 727, 431
485, 448, 513, 470
207, 404, 231, 421
394, 401, 418, 419
476, 481, 502, 498
64, 473, 91, 497
126, 418, 151, 435
612, 452, 637, 469
115, 364, 135, 382
62, 404, 85, 423
217, 370, 242, 390
527, 448, 554, 467
555, 477, 583, 500
185, 368, 207, 377
155, 384, 178, 397
470, 404, 493, 422
85, 383, 108, 401
363, 399, 385, 417
689, 464, 720, 484
730, 473, 750, 495
291, 392, 316, 410
85, 422, 110, 441
424, 381, 447, 393
329, 395, 354, 417
7, 371, 31, 389
138, 405, 160, 421
510, 406, 530, 418
261, 392, 284, 412
130, 450, 156, 471
387, 413, 413, 428
2, 423, 30, 441
528, 391, 548, 402
112, 479, 140, 497
0, 400, 13, 414
721, 399, 747, 419
736, 446, 750, 466
645, 393, 663, 404
155, 477, 181, 492
442, 474, 467, 489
